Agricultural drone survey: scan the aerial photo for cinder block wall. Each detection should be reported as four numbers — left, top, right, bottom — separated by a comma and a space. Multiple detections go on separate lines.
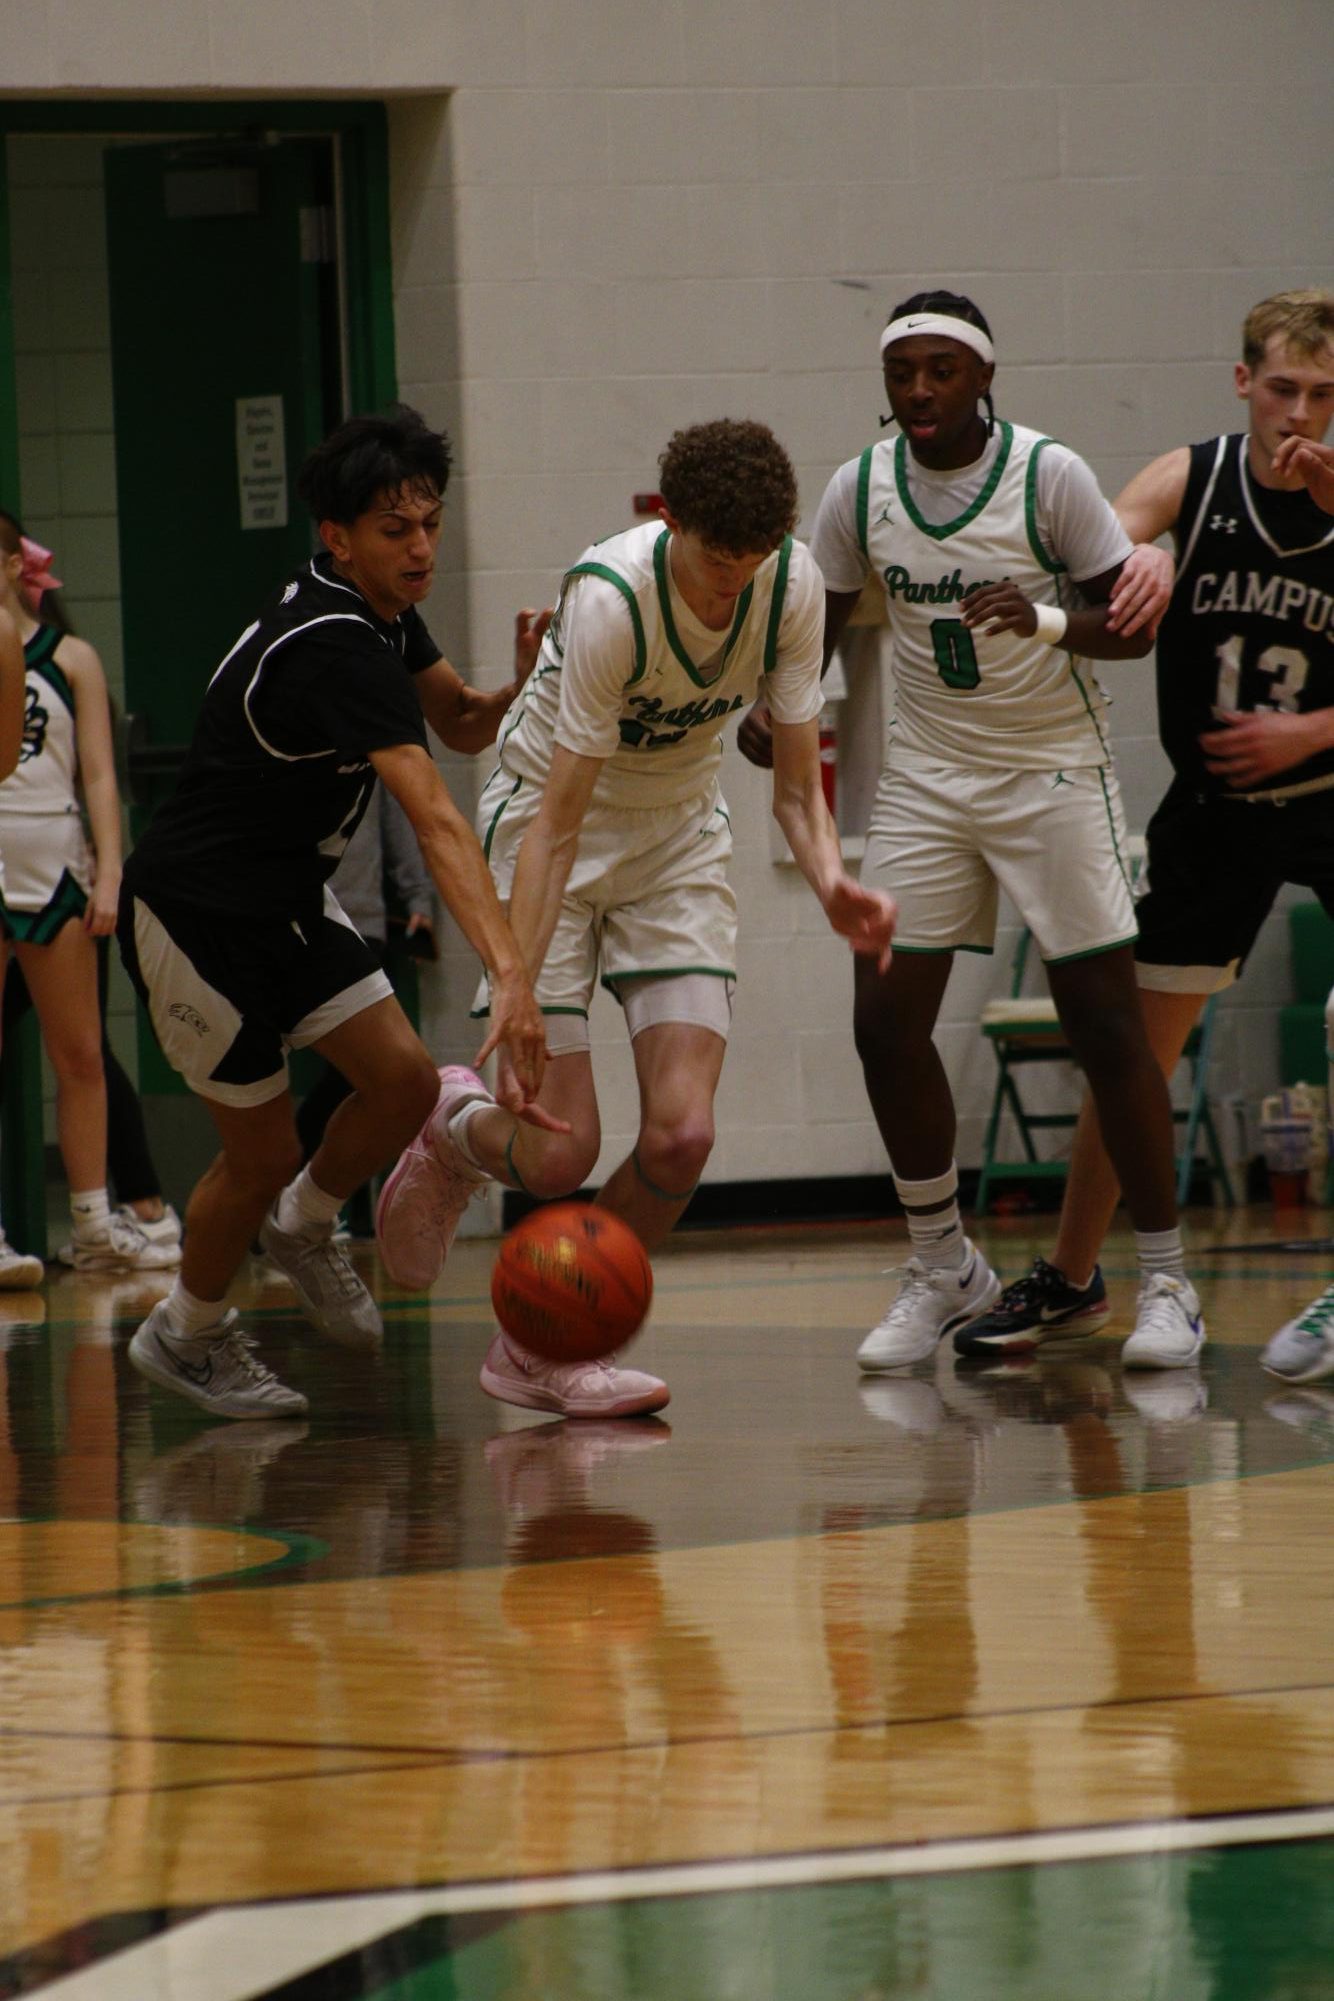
9, 0, 1334, 1199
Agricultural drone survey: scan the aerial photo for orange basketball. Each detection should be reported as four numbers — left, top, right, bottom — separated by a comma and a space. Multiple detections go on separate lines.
491, 1202, 653, 1363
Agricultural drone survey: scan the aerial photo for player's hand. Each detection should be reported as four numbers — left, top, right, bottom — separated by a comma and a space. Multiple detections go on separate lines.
1272, 436, 1334, 515
493, 1049, 573, 1135
824, 877, 897, 973
960, 580, 1036, 638
512, 607, 553, 692
1199, 708, 1322, 787
474, 968, 547, 1096
737, 699, 774, 769
1107, 542, 1174, 637
83, 870, 120, 937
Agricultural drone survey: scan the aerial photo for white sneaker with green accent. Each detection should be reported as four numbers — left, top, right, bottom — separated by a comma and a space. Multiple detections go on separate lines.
128, 1302, 308, 1419
1261, 1284, 1334, 1384
1121, 1273, 1206, 1370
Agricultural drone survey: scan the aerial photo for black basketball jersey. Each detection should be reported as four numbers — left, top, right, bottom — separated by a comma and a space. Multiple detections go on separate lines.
126, 555, 438, 919
1155, 434, 1334, 797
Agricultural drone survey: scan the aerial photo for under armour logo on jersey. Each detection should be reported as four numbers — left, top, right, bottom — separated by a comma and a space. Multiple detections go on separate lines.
282, 581, 299, 602
1209, 514, 1238, 533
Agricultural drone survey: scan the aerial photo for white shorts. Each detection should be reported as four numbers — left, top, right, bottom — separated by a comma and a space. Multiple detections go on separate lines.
862, 752, 1137, 963
474, 766, 738, 1030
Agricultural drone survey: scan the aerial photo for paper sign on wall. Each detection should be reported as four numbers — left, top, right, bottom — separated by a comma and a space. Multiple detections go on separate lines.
236, 396, 289, 531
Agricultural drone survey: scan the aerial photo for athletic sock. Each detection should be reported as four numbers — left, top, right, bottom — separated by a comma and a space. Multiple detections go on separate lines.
275, 1167, 344, 1238
445, 1101, 492, 1178
893, 1164, 967, 1271
1134, 1226, 1187, 1284
162, 1279, 228, 1341
70, 1188, 113, 1239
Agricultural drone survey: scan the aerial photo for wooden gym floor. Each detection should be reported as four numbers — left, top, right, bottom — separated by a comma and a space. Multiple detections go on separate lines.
1, 1204, 1332, 1998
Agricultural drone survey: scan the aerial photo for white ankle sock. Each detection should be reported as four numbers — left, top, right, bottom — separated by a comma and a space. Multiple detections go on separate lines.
70, 1189, 112, 1239
275, 1168, 344, 1238
163, 1280, 227, 1339
446, 1102, 492, 1178
1134, 1227, 1186, 1283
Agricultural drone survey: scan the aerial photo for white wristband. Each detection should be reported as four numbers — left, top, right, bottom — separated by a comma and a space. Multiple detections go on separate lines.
1033, 602, 1069, 647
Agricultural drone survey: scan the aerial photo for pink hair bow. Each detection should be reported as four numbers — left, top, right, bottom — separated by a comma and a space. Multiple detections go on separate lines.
19, 536, 62, 611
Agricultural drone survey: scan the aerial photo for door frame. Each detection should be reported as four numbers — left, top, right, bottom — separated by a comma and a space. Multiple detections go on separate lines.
0, 98, 399, 1255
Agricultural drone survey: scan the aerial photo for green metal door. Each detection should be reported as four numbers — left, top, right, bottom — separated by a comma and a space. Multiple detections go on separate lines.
104, 136, 343, 1091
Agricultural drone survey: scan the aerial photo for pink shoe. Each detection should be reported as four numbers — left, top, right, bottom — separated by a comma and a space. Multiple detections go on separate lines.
375, 1066, 492, 1289
480, 1330, 670, 1418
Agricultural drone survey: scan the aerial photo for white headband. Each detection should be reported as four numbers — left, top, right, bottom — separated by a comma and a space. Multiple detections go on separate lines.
880, 313, 994, 366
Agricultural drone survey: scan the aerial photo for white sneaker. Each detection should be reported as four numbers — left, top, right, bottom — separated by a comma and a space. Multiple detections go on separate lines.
480, 1329, 670, 1418
1261, 1284, 1334, 1384
376, 1066, 492, 1289
128, 1301, 308, 1419
0, 1236, 44, 1289
857, 1243, 1001, 1372
258, 1210, 383, 1347
60, 1203, 183, 1269
69, 1212, 180, 1272
1121, 1273, 1206, 1370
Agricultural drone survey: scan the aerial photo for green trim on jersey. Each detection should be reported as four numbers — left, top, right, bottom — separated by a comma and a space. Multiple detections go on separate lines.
468, 1002, 591, 1021
894, 422, 1014, 542
481, 774, 523, 861
1098, 767, 1134, 892
564, 560, 649, 685
1023, 438, 1068, 577
652, 529, 755, 688
891, 942, 995, 957
1045, 932, 1138, 965
602, 964, 736, 996
855, 446, 874, 560
23, 624, 75, 716
761, 536, 794, 673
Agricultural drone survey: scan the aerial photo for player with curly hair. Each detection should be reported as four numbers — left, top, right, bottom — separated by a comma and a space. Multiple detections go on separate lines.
376, 418, 896, 1419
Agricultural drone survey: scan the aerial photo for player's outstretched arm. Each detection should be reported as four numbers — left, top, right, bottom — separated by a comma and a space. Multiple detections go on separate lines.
415, 608, 553, 755
770, 716, 895, 971
1272, 436, 1334, 515
371, 740, 547, 1106
0, 607, 23, 778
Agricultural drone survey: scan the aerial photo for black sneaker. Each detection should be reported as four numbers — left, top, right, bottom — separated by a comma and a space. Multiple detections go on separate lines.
953, 1257, 1109, 1356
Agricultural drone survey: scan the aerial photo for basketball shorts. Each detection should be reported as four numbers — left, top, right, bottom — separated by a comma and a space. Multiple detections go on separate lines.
1136, 777, 1334, 994
473, 767, 738, 1042
118, 881, 393, 1108
0, 808, 91, 943
861, 751, 1137, 962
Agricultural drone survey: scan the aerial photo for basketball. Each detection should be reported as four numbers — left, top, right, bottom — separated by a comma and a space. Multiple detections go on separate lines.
490, 1203, 653, 1363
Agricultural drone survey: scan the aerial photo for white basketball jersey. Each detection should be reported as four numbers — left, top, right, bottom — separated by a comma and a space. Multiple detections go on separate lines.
861, 423, 1114, 769
496, 522, 820, 808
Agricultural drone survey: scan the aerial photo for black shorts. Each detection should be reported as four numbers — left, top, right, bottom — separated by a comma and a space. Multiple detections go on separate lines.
117, 882, 393, 1107
1134, 776, 1334, 991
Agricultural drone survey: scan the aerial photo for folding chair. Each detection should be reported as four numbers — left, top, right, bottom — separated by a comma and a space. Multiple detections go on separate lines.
974, 924, 1233, 1217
